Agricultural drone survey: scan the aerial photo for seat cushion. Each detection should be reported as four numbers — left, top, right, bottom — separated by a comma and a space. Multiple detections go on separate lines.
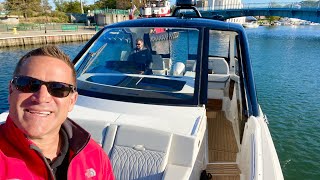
111, 145, 165, 180
208, 74, 230, 82
109, 125, 172, 180
208, 57, 229, 74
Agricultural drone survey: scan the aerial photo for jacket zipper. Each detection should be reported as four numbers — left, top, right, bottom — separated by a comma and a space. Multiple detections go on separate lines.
30, 144, 56, 180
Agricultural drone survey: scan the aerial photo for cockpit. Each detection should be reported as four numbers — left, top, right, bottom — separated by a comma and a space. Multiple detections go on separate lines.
75, 27, 200, 105
74, 25, 237, 106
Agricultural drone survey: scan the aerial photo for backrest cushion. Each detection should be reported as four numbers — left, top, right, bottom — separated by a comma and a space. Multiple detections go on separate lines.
109, 125, 172, 180
152, 55, 165, 70
208, 57, 229, 74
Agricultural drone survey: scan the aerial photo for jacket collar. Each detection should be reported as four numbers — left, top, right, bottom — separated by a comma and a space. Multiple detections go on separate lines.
5, 116, 32, 148
4, 116, 91, 155
61, 118, 91, 155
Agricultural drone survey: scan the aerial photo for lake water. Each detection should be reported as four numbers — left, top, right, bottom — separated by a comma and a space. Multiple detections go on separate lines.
0, 25, 320, 179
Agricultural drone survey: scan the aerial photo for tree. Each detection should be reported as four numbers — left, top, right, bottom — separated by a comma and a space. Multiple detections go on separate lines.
95, 0, 117, 9
54, 0, 82, 13
267, 16, 280, 24
116, 0, 131, 9
41, 0, 52, 22
5, 0, 42, 18
84, 4, 99, 13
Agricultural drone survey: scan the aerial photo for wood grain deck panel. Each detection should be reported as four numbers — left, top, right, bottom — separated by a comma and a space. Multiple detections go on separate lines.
206, 163, 241, 180
211, 175, 240, 180
206, 164, 240, 174
207, 99, 223, 111
207, 111, 238, 162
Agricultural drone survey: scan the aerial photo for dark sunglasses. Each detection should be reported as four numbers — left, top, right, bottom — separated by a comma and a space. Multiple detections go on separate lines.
11, 76, 76, 98
136, 43, 141, 45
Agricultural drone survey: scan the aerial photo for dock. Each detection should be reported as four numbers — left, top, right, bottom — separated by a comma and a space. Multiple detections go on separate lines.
0, 29, 97, 48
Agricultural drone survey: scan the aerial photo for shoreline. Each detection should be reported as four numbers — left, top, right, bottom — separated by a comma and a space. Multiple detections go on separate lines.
0, 29, 97, 48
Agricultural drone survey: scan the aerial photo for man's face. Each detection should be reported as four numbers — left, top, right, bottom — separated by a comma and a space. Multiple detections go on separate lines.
8, 56, 78, 139
136, 40, 143, 50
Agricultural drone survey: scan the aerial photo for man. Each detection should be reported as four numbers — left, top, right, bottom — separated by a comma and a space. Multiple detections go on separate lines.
0, 45, 114, 179
128, 38, 153, 74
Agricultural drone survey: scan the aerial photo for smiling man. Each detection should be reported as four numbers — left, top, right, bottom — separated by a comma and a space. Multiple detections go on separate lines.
0, 45, 114, 179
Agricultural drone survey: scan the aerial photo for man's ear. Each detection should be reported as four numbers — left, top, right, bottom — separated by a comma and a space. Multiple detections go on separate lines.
8, 82, 13, 95
68, 92, 78, 112
8, 82, 13, 103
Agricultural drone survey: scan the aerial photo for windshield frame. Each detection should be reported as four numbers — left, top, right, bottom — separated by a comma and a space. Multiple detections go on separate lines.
74, 26, 204, 106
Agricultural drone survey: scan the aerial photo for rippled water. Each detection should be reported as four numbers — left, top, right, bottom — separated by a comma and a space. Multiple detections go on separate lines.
247, 25, 320, 180
0, 43, 86, 113
0, 26, 319, 179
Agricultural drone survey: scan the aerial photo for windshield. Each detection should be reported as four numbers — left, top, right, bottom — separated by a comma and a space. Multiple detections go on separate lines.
75, 27, 200, 105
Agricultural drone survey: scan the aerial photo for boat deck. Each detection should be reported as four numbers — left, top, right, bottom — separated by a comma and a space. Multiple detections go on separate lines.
206, 100, 240, 179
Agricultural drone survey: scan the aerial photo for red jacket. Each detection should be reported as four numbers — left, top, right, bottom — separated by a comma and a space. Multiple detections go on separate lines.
0, 116, 115, 180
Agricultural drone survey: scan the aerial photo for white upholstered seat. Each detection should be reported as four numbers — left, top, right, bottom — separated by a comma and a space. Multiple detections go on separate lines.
103, 124, 172, 180
75, 119, 108, 146
152, 54, 166, 75
207, 57, 230, 99
207, 57, 230, 88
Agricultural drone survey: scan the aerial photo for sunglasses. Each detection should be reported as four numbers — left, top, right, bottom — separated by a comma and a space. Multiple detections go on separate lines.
11, 76, 76, 98
136, 43, 141, 45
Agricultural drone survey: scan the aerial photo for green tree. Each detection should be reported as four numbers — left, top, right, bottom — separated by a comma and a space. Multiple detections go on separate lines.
41, 0, 52, 22
91, 0, 145, 12
5, 0, 42, 18
84, 4, 99, 13
267, 16, 280, 24
95, 0, 117, 9
54, 0, 82, 13
116, 0, 131, 9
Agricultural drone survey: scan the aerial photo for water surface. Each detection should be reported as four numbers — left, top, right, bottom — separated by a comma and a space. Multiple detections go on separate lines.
247, 25, 320, 180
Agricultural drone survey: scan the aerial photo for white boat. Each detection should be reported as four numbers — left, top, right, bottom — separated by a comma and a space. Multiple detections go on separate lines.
242, 21, 259, 28
139, 0, 171, 17
310, 22, 320, 26
0, 1, 284, 179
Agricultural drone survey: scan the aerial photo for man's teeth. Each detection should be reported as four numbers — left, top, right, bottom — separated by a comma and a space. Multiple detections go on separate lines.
28, 110, 51, 115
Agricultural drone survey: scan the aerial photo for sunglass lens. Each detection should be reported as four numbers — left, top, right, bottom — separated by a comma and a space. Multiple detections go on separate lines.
48, 83, 71, 98
15, 77, 40, 93
29, 81, 41, 92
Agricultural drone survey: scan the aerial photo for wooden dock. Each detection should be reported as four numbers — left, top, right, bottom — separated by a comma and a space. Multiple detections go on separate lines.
0, 30, 96, 48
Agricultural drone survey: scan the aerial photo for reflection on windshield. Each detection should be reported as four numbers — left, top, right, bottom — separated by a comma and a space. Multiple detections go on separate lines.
75, 27, 199, 105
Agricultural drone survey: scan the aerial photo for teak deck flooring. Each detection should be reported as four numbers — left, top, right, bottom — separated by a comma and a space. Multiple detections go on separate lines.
206, 163, 241, 180
206, 102, 240, 180
207, 110, 238, 162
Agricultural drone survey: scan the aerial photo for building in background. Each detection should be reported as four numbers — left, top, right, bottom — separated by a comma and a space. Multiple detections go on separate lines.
202, 0, 246, 24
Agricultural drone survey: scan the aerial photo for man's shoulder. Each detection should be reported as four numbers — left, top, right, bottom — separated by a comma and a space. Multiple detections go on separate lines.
78, 138, 108, 161
87, 138, 103, 149
81, 138, 104, 152
142, 48, 150, 52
